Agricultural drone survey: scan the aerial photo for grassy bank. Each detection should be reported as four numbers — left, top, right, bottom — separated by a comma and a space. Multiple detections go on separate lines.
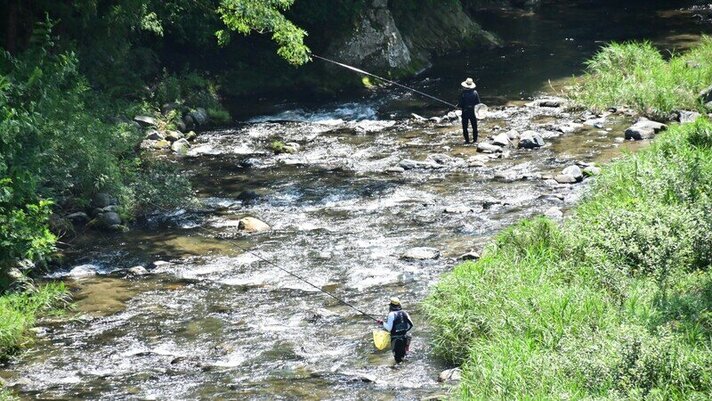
424, 117, 712, 400
0, 283, 69, 358
569, 37, 712, 120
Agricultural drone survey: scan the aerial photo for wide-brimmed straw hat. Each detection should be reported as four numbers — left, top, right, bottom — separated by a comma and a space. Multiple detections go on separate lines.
461, 77, 476, 89
389, 297, 401, 306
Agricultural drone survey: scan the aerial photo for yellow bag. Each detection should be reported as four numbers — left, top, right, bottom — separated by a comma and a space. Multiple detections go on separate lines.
373, 329, 391, 351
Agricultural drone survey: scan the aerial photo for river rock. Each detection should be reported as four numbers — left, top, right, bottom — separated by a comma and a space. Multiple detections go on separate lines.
556, 122, 584, 134
134, 115, 157, 127
554, 174, 578, 184
127, 266, 149, 276
145, 129, 164, 140
477, 142, 502, 153
544, 207, 564, 220
238, 217, 271, 233
562, 165, 583, 182
93, 192, 117, 208
165, 130, 184, 142
459, 251, 480, 261
149, 260, 172, 270
154, 139, 171, 150
95, 211, 122, 227
386, 166, 405, 173
698, 84, 712, 103
583, 166, 601, 176
66, 211, 90, 224
518, 131, 545, 149
171, 138, 191, 155
401, 247, 440, 260
411, 113, 427, 121
427, 153, 452, 165
491, 132, 511, 147
506, 129, 520, 140
183, 114, 195, 129
438, 367, 462, 383
624, 118, 667, 140
68, 264, 97, 278
527, 97, 566, 108
190, 108, 209, 126
678, 110, 701, 123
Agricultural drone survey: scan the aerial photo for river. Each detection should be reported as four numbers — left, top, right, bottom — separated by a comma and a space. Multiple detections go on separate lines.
2, 2, 711, 400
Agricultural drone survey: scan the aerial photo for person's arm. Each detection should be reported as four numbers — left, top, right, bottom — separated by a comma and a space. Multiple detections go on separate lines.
474, 91, 481, 106
404, 312, 414, 332
457, 92, 464, 108
382, 312, 395, 331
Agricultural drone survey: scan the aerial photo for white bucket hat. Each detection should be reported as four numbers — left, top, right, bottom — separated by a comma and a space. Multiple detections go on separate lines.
461, 77, 476, 89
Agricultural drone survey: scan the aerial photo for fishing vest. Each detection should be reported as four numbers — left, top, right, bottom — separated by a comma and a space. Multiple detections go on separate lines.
391, 311, 411, 336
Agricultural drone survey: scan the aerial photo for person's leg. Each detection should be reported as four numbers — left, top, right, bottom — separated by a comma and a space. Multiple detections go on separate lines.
393, 338, 406, 363
472, 116, 479, 143
461, 114, 470, 143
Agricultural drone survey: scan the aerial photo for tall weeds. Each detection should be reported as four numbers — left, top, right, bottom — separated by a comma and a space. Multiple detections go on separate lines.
569, 38, 712, 120
425, 118, 712, 400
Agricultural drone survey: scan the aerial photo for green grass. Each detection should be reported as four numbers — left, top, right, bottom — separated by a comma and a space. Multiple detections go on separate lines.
0, 283, 69, 358
425, 118, 712, 400
568, 38, 712, 120
0, 388, 18, 401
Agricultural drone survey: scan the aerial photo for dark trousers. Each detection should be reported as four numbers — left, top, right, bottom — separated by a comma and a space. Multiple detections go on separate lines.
462, 108, 478, 143
392, 334, 411, 363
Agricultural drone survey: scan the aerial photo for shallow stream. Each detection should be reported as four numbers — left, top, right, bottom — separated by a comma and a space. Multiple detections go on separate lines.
2, 2, 711, 400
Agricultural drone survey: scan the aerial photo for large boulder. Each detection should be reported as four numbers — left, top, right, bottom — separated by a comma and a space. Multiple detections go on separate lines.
491, 133, 512, 147
518, 131, 545, 149
238, 217, 271, 233
68, 264, 98, 278
95, 211, 122, 227
171, 138, 191, 155
624, 118, 667, 140
401, 247, 440, 260
561, 165, 583, 182
134, 115, 157, 127
189, 108, 209, 126
145, 129, 164, 140
92, 192, 117, 208
165, 130, 184, 142
477, 142, 503, 153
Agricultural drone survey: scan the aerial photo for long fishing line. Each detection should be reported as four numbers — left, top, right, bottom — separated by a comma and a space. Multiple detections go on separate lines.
196, 227, 380, 322
312, 54, 457, 109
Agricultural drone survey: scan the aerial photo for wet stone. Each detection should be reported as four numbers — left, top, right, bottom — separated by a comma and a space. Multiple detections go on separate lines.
459, 251, 480, 261
127, 266, 149, 276
544, 207, 564, 220
238, 217, 271, 233
438, 367, 462, 383
491, 132, 511, 147
561, 165, 583, 182
68, 264, 98, 278
476, 142, 502, 153
554, 174, 578, 184
583, 166, 602, 176
401, 247, 440, 260
145, 129, 164, 140
624, 118, 667, 140
518, 131, 545, 149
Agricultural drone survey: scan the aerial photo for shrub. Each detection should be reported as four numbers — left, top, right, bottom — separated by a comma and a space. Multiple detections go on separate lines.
425, 118, 712, 400
569, 38, 712, 119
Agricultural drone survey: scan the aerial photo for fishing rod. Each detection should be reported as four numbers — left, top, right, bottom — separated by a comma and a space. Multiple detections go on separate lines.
197, 227, 380, 322
312, 54, 458, 109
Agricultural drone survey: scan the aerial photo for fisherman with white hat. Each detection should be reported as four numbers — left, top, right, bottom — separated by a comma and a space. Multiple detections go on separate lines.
376, 297, 414, 363
457, 77, 481, 144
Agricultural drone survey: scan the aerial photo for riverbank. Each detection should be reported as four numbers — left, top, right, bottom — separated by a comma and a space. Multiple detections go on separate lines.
425, 117, 712, 399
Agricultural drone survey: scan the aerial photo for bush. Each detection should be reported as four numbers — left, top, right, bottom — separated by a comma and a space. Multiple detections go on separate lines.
0, 282, 69, 357
568, 38, 712, 120
425, 118, 712, 400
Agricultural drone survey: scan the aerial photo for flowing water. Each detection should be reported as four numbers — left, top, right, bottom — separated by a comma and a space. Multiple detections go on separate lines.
2, 2, 712, 400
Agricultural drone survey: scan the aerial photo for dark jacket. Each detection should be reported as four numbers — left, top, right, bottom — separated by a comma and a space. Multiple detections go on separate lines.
458, 89, 481, 109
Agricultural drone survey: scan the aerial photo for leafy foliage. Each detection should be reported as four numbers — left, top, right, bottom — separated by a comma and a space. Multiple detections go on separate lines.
569, 38, 712, 120
0, 282, 69, 357
217, 0, 310, 65
425, 119, 712, 400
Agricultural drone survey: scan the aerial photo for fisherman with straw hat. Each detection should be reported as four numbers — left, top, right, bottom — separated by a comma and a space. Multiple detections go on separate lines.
376, 297, 414, 364
457, 77, 481, 144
